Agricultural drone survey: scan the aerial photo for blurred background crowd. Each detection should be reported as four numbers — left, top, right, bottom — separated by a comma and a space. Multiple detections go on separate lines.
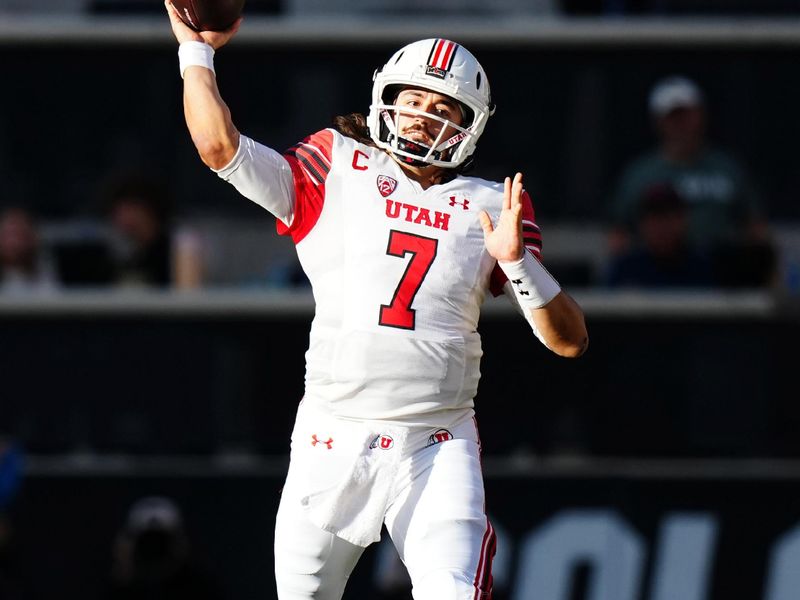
0, 0, 797, 296
2, 1, 800, 599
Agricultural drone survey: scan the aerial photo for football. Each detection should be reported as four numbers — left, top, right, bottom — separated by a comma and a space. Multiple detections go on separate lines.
171, 0, 245, 32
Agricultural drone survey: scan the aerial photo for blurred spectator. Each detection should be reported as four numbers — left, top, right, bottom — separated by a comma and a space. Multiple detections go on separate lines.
0, 437, 24, 600
171, 226, 206, 290
0, 438, 22, 516
607, 75, 776, 288
0, 207, 60, 293
604, 183, 715, 288
103, 173, 173, 288
104, 496, 224, 600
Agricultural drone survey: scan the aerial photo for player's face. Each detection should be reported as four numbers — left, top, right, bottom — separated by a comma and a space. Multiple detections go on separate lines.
395, 88, 464, 147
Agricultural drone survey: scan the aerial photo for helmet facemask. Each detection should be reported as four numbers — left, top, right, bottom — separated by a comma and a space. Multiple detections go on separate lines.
375, 99, 476, 168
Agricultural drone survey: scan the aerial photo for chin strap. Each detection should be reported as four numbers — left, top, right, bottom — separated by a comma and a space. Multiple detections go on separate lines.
390, 135, 442, 166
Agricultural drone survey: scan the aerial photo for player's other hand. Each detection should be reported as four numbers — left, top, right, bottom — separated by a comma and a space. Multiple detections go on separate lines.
165, 0, 242, 50
479, 172, 525, 263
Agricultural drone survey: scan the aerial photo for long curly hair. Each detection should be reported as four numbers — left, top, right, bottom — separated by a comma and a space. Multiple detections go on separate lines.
332, 113, 374, 146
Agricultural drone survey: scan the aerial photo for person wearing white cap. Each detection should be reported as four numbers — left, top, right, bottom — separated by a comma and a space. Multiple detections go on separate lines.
647, 75, 705, 118
607, 75, 774, 287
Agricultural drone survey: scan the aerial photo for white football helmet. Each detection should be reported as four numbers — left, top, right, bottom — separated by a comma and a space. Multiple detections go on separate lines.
367, 38, 495, 169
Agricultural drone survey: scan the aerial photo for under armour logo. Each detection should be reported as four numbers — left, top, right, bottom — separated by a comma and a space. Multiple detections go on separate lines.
511, 279, 530, 295
448, 196, 470, 210
311, 434, 333, 449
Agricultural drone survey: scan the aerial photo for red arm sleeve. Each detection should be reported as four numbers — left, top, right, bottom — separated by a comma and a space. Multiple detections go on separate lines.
276, 129, 334, 244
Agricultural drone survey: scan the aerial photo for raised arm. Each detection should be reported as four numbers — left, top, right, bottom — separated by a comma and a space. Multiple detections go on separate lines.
479, 173, 589, 358
165, 1, 296, 225
165, 0, 241, 170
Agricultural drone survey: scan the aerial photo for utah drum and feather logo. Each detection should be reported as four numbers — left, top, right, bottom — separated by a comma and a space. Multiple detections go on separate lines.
369, 434, 395, 450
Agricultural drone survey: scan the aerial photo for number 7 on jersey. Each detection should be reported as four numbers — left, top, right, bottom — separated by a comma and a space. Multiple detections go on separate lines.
379, 230, 438, 330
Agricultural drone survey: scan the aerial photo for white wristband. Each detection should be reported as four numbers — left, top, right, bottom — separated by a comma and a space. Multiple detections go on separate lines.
178, 41, 215, 79
499, 250, 561, 309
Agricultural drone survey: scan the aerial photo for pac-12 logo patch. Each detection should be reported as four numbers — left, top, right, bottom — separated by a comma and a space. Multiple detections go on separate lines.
427, 429, 453, 447
377, 175, 398, 198
369, 434, 395, 450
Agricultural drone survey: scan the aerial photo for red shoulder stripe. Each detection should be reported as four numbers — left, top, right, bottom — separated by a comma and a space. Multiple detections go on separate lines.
286, 145, 329, 185
277, 129, 335, 244
308, 129, 334, 162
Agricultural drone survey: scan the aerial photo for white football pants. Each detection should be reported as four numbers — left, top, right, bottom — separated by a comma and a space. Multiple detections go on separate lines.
274, 409, 496, 600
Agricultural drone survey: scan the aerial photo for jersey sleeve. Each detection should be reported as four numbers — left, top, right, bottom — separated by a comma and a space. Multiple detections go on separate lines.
489, 190, 543, 297
277, 129, 335, 244
213, 135, 296, 225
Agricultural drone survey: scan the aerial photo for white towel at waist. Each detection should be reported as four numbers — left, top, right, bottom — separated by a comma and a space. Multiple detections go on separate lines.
287, 404, 407, 547
283, 402, 476, 547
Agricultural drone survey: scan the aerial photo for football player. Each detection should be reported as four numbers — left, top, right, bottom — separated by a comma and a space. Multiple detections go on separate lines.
166, 3, 588, 598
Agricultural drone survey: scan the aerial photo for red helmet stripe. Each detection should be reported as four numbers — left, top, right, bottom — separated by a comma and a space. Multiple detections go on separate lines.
429, 38, 446, 69
439, 40, 457, 71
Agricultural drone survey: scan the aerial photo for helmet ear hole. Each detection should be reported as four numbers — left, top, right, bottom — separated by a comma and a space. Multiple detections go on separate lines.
476, 72, 482, 90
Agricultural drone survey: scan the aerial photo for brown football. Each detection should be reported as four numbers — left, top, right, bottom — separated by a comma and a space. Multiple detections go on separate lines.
171, 0, 245, 32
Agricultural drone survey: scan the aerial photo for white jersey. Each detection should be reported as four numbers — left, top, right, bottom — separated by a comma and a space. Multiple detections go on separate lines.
218, 128, 542, 425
